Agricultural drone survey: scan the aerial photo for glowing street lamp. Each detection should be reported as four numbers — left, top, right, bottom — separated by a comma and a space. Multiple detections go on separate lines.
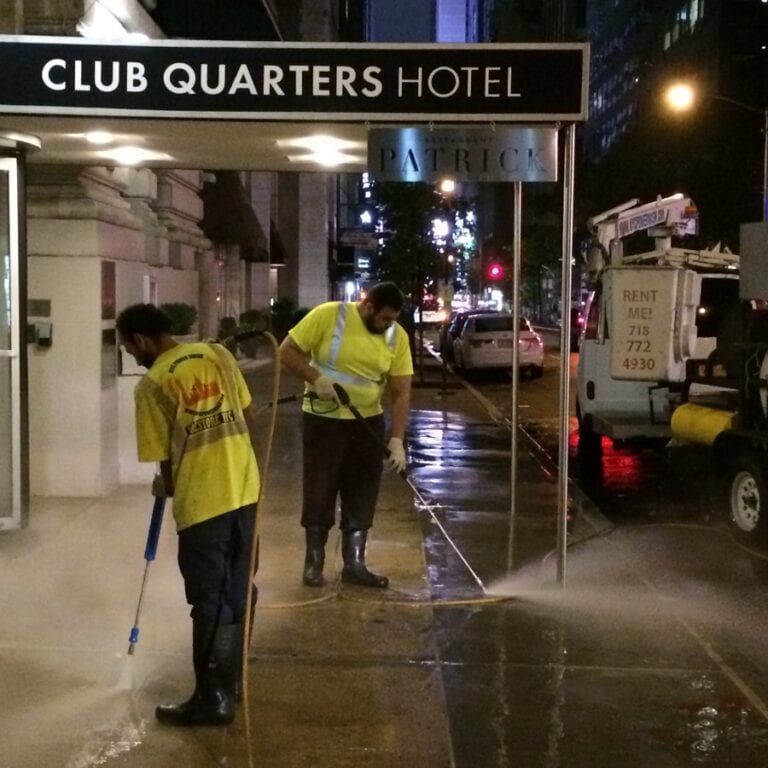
664, 82, 696, 112
663, 81, 768, 222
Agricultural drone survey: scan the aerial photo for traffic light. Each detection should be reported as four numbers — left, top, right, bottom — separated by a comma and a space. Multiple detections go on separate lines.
486, 262, 505, 281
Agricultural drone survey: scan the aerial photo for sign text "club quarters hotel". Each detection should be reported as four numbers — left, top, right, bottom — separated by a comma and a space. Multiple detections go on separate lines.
40, 60, 522, 101
0, 39, 588, 121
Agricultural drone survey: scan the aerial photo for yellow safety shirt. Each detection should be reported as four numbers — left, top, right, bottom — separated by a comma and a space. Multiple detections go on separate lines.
289, 301, 414, 419
134, 342, 260, 531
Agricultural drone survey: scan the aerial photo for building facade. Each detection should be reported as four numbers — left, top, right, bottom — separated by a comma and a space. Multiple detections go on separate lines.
584, 0, 768, 237
0, 0, 340, 514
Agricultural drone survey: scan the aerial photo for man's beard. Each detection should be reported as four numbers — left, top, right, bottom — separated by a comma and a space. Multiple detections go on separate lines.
138, 352, 156, 368
363, 316, 386, 335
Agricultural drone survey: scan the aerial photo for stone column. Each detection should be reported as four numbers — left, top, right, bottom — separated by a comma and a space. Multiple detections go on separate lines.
277, 171, 331, 311
246, 171, 274, 310
26, 165, 142, 497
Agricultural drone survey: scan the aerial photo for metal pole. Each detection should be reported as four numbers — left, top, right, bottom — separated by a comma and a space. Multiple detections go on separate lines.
557, 125, 576, 586
506, 182, 522, 571
763, 107, 767, 222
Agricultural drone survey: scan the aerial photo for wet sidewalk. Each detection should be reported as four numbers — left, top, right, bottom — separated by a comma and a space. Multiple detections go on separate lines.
3, 352, 768, 766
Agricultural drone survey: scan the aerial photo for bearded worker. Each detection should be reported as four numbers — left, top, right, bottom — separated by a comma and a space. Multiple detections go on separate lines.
279, 282, 414, 588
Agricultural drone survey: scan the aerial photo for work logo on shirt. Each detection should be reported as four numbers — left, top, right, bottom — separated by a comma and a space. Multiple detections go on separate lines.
167, 353, 228, 426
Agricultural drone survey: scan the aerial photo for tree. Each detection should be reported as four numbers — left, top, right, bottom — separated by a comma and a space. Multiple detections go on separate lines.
373, 182, 476, 304
374, 182, 441, 298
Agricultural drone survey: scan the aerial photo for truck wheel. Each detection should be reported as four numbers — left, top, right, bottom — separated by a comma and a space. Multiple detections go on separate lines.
530, 365, 544, 379
729, 452, 767, 536
576, 402, 602, 461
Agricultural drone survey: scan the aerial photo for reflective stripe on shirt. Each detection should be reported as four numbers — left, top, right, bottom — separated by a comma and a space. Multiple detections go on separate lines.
317, 302, 398, 387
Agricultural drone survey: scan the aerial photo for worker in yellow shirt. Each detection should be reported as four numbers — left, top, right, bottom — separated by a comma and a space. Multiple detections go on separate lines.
280, 282, 414, 588
117, 303, 259, 727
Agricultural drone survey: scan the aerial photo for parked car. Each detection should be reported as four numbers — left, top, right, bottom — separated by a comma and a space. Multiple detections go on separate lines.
570, 307, 585, 351
439, 308, 497, 362
551, 307, 585, 351
452, 313, 544, 376
414, 296, 448, 326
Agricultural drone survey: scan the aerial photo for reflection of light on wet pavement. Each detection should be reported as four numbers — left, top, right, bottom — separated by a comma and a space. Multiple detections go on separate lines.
677, 694, 768, 764
597, 443, 645, 493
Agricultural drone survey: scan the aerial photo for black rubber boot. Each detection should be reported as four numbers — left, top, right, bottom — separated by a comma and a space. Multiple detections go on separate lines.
155, 620, 237, 727
302, 527, 328, 587
341, 529, 389, 589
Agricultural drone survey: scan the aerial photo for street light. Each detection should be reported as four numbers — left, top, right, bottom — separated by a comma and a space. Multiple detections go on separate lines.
439, 178, 456, 195
663, 81, 768, 222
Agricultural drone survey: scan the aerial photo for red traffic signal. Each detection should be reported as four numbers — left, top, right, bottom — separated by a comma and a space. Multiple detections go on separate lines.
486, 262, 504, 281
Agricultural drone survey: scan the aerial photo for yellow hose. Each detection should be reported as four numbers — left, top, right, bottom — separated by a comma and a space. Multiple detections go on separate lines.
241, 331, 281, 768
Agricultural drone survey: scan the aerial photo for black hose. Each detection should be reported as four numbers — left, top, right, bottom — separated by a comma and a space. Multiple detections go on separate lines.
331, 383, 407, 478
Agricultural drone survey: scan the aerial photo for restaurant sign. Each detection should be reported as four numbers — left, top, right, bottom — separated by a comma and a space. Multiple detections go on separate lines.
368, 126, 558, 183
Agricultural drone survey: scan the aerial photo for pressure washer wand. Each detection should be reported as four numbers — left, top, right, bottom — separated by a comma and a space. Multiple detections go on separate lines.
331, 383, 487, 593
127, 494, 166, 655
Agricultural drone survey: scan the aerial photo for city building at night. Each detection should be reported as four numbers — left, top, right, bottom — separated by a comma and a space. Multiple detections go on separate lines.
584, 0, 768, 237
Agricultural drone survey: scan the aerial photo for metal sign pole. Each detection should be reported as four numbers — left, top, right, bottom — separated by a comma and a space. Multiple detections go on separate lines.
507, 181, 522, 571
557, 124, 576, 586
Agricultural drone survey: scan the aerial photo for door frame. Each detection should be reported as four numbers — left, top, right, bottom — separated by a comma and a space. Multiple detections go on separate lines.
0, 149, 29, 530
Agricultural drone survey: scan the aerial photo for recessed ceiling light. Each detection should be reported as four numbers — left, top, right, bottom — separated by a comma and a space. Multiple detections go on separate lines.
96, 146, 172, 166
277, 134, 365, 167
277, 135, 362, 152
286, 152, 363, 167
85, 130, 114, 145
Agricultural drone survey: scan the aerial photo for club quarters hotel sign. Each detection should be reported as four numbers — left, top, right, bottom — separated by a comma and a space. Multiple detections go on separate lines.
368, 126, 558, 183
0, 37, 588, 122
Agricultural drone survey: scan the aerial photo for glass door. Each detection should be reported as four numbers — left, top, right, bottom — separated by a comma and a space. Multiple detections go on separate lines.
0, 156, 25, 530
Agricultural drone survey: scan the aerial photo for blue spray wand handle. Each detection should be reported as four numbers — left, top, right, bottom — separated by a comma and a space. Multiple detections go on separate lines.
127, 495, 166, 654
144, 496, 166, 561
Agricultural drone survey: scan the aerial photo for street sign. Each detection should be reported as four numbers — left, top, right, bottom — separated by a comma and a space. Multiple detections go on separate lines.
340, 230, 378, 249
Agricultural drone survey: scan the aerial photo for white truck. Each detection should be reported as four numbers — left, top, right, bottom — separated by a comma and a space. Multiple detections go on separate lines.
576, 194, 740, 459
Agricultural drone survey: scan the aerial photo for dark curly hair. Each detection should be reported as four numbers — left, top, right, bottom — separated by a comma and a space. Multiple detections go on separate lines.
116, 303, 172, 340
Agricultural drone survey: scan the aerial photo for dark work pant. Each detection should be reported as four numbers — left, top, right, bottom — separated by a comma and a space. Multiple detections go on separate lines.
302, 412, 385, 532
177, 505, 256, 624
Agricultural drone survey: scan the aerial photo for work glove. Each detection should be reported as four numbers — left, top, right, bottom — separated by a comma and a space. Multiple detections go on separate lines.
151, 473, 169, 498
311, 374, 340, 402
387, 437, 407, 474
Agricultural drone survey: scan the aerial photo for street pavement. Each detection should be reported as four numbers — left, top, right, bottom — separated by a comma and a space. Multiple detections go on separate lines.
3, 341, 768, 766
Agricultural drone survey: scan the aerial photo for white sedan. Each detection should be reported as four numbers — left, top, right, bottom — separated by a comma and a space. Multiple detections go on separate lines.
452, 313, 544, 377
